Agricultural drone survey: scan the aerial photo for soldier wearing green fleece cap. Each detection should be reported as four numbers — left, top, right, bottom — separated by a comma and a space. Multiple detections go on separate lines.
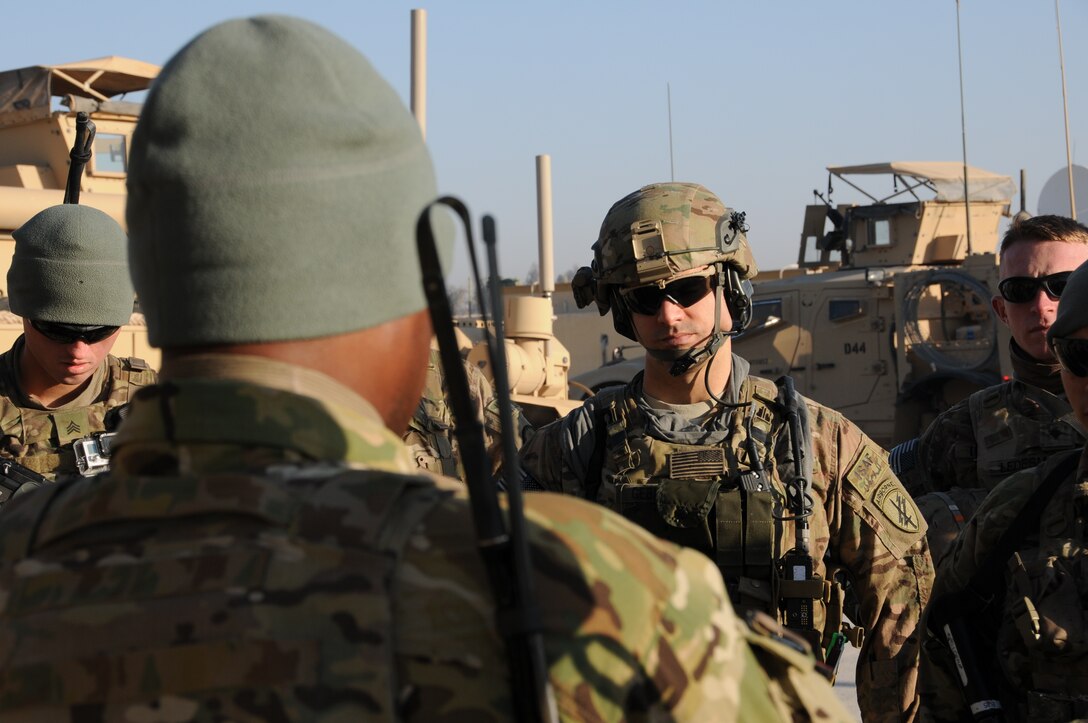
0, 14, 854, 723
0, 203, 155, 486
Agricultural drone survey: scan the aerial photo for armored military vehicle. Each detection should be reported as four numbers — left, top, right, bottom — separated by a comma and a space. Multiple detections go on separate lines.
573, 162, 1016, 447
0, 57, 160, 364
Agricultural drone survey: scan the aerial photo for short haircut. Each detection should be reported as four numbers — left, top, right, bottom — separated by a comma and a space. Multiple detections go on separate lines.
999, 214, 1088, 258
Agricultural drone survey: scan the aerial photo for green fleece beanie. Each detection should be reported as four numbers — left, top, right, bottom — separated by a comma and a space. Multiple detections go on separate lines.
127, 15, 449, 347
1049, 258, 1088, 341
9, 205, 134, 326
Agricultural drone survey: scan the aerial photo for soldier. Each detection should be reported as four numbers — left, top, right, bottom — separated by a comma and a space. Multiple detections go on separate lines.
0, 17, 852, 721
404, 347, 528, 481
898, 216, 1088, 564
0, 204, 155, 486
919, 256, 1088, 721
520, 182, 933, 722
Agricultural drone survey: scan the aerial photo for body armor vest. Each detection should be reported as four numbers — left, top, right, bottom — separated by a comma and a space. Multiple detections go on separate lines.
968, 381, 1084, 491
0, 466, 446, 718
588, 375, 841, 654
0, 356, 156, 477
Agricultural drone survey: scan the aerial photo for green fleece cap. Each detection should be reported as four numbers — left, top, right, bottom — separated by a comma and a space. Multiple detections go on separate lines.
1049, 259, 1088, 341
127, 15, 449, 347
9, 205, 134, 326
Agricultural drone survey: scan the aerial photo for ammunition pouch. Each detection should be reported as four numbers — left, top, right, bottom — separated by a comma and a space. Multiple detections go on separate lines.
615, 478, 846, 657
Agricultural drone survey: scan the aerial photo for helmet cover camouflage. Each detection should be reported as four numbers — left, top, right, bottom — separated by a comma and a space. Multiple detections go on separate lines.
593, 183, 757, 288
572, 183, 757, 339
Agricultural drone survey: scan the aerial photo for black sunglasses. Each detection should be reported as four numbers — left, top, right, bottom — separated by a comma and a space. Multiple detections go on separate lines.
30, 320, 120, 345
620, 273, 716, 316
997, 272, 1071, 304
1051, 336, 1088, 378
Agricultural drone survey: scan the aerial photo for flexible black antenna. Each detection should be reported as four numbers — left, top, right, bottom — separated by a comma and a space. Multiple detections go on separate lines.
416, 198, 557, 723
63, 112, 95, 205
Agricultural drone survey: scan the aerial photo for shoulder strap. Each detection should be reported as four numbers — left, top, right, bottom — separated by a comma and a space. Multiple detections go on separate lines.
584, 381, 638, 502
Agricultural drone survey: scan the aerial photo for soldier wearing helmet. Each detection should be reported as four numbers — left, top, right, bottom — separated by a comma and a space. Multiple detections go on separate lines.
521, 182, 934, 722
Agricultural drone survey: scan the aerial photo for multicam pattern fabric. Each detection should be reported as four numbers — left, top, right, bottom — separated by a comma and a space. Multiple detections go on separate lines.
592, 183, 757, 287
900, 378, 1085, 498
520, 354, 933, 723
0, 339, 157, 479
404, 348, 525, 481
0, 355, 853, 721
919, 447, 1088, 721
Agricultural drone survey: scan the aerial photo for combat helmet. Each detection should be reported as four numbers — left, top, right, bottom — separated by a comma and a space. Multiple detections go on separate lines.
573, 183, 757, 369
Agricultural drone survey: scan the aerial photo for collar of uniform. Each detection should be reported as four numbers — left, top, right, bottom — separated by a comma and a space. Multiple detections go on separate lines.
2, 335, 111, 411
1009, 339, 1064, 396
115, 353, 413, 471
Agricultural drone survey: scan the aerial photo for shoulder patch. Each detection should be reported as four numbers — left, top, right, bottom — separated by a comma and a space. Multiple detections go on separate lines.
845, 444, 885, 498
871, 479, 922, 534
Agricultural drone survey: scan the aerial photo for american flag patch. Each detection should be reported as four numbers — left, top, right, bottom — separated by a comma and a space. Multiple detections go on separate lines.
668, 449, 726, 480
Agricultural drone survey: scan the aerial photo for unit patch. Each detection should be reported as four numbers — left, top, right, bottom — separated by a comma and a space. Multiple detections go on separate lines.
845, 444, 885, 498
872, 479, 921, 533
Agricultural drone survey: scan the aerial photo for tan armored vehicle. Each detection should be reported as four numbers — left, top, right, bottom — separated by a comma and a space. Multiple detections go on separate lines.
0, 57, 160, 365
573, 162, 1016, 447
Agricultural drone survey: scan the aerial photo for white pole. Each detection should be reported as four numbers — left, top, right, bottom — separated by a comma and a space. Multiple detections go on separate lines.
411, 9, 427, 140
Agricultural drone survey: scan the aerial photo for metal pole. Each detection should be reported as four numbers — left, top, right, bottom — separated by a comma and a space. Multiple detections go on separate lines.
536, 155, 555, 299
1056, 0, 1077, 219
1020, 169, 1027, 214
667, 83, 675, 182
411, 9, 427, 140
956, 0, 973, 253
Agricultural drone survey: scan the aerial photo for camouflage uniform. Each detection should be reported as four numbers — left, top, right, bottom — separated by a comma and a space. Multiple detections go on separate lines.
0, 354, 853, 721
521, 355, 933, 722
0, 336, 156, 479
919, 445, 1088, 721
404, 348, 526, 481
900, 343, 1085, 564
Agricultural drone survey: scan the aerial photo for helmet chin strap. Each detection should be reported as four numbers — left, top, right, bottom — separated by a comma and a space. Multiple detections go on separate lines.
661, 265, 730, 377
643, 266, 749, 409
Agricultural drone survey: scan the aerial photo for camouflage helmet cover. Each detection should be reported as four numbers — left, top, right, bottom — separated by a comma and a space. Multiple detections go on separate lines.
592, 182, 757, 288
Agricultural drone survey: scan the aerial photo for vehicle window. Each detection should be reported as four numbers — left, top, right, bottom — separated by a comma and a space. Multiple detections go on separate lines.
828, 299, 865, 322
870, 218, 891, 247
737, 298, 783, 338
93, 133, 127, 174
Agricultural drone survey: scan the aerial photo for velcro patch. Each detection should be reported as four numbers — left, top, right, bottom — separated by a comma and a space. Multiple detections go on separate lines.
844, 444, 885, 498
668, 449, 725, 480
872, 479, 922, 534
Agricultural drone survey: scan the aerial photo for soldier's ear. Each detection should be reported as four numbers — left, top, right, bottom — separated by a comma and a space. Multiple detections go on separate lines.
991, 294, 1009, 326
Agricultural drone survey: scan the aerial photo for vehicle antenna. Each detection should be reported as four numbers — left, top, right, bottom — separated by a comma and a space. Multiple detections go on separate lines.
1055, 0, 1076, 219
411, 8, 427, 140
63, 112, 95, 205
955, 0, 973, 254
667, 82, 675, 182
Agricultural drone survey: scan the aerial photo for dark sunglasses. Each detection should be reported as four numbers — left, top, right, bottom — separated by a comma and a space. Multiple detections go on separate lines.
1051, 336, 1088, 378
30, 320, 120, 345
997, 272, 1071, 304
620, 273, 715, 316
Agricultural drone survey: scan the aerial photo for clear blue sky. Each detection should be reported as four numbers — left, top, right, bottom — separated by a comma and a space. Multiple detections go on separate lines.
5, 1, 1084, 284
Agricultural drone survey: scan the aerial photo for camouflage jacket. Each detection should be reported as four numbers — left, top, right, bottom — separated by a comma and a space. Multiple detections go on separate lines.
403, 348, 525, 481
919, 446, 1088, 721
0, 353, 852, 722
901, 360, 1085, 498
0, 337, 157, 479
520, 354, 933, 723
